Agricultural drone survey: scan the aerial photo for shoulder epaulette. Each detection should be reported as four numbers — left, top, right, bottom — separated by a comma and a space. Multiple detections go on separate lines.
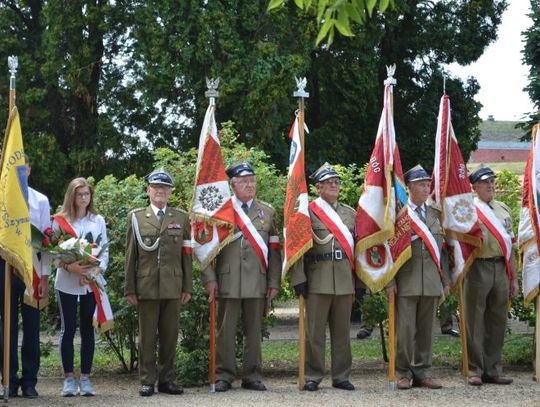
257, 200, 275, 210
495, 200, 512, 214
129, 207, 146, 216
339, 202, 356, 213
170, 207, 189, 216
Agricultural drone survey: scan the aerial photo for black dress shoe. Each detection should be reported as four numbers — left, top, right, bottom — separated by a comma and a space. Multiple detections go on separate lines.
441, 328, 460, 337
7, 384, 18, 398
22, 387, 38, 398
332, 380, 355, 391
139, 384, 155, 397
304, 380, 319, 391
215, 380, 231, 392
241, 380, 266, 391
482, 375, 513, 385
356, 329, 372, 339
158, 382, 184, 395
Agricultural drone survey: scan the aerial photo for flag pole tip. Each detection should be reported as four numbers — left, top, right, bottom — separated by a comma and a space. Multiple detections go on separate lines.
293, 77, 309, 98
384, 64, 396, 85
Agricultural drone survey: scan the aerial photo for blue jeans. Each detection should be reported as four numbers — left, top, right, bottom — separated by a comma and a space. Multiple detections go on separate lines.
57, 290, 96, 374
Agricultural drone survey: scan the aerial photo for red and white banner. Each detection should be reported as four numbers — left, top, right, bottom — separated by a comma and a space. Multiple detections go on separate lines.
191, 104, 235, 269
355, 66, 412, 293
518, 123, 540, 306
282, 116, 312, 276
310, 198, 354, 268
431, 94, 482, 286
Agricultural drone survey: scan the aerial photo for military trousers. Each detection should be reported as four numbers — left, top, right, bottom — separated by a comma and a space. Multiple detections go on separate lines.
465, 259, 509, 377
305, 293, 352, 384
216, 297, 265, 384
137, 298, 181, 385
395, 295, 438, 380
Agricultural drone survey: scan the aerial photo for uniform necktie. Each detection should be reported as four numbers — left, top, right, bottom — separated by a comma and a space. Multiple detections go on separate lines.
242, 203, 249, 215
157, 209, 165, 223
415, 205, 426, 223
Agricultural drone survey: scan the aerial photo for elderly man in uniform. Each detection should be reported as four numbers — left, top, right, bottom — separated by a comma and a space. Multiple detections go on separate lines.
0, 155, 50, 398
386, 165, 450, 390
202, 162, 281, 392
466, 167, 518, 386
290, 163, 357, 392
124, 169, 193, 397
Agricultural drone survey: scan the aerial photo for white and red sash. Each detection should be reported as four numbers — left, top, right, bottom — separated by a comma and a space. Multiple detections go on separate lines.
309, 198, 354, 268
232, 196, 275, 270
407, 206, 442, 274
53, 215, 114, 332
474, 198, 513, 278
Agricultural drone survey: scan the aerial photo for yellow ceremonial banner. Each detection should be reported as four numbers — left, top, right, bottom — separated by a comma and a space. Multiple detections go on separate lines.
0, 107, 33, 293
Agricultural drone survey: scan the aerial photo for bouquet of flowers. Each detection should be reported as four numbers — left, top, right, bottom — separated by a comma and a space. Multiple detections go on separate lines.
32, 225, 105, 266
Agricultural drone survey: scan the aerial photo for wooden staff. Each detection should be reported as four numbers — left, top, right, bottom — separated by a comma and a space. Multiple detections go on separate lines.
298, 295, 306, 390
3, 55, 18, 403
535, 295, 539, 382
387, 290, 396, 390
292, 77, 309, 391
458, 280, 469, 378
209, 296, 216, 392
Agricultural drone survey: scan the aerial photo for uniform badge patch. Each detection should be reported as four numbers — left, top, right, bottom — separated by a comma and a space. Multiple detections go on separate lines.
193, 221, 213, 244
366, 245, 386, 268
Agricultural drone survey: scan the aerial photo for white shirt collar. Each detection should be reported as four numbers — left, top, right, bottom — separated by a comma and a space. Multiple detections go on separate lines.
150, 203, 167, 217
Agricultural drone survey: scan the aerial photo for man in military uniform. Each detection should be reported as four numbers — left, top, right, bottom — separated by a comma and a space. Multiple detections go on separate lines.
386, 165, 450, 390
124, 169, 193, 397
466, 167, 518, 386
202, 162, 281, 392
290, 163, 357, 392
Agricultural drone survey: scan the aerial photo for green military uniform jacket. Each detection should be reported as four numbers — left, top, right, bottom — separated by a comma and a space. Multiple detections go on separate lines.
290, 202, 356, 294
395, 205, 450, 296
201, 200, 281, 297
124, 205, 193, 299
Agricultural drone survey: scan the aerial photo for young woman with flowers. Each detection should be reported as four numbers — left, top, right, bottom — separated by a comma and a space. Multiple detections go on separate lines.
52, 177, 109, 397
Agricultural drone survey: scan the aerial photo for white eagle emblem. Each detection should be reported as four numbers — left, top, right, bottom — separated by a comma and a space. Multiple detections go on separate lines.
451, 199, 474, 223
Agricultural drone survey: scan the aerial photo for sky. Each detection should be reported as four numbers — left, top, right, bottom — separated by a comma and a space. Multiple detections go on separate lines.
447, 0, 535, 121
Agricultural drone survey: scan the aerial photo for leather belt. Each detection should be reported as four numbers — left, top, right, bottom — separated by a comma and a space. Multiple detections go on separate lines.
306, 249, 344, 262
477, 257, 505, 263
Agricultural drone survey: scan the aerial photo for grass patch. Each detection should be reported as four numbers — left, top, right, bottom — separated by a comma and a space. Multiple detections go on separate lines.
468, 162, 526, 175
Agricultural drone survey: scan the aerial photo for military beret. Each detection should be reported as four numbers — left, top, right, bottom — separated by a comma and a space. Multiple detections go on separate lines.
469, 166, 496, 184
146, 168, 174, 187
226, 161, 255, 178
310, 162, 340, 183
404, 164, 431, 184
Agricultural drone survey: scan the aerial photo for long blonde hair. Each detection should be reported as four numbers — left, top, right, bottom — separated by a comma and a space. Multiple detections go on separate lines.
58, 177, 97, 221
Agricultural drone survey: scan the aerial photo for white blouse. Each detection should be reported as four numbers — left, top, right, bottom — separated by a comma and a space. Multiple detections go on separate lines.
53, 213, 109, 295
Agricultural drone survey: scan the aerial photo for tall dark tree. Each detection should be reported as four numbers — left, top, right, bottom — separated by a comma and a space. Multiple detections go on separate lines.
521, 0, 540, 137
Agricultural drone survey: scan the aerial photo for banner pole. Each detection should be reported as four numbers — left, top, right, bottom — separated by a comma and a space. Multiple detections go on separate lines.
209, 297, 216, 392
458, 280, 469, 378
293, 78, 309, 391
535, 295, 539, 382
387, 290, 396, 390
3, 55, 18, 403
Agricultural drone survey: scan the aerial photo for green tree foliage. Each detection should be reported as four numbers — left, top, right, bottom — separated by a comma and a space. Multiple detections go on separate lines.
1, 1, 505, 205
520, 0, 540, 137
268, 0, 394, 45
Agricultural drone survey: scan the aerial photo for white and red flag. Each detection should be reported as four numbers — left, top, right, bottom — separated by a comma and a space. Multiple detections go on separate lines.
191, 104, 235, 269
282, 116, 312, 276
355, 65, 412, 293
518, 123, 540, 307
431, 94, 482, 286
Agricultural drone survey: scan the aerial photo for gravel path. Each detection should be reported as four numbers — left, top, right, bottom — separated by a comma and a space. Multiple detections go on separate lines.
5, 368, 538, 407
